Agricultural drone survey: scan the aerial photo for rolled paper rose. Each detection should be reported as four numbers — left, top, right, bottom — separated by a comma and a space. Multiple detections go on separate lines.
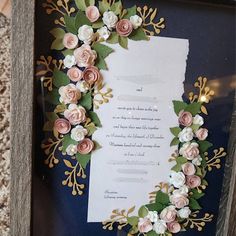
160, 206, 177, 223
64, 104, 86, 125
102, 11, 118, 29
169, 171, 186, 188
54, 118, 71, 134
153, 219, 167, 234
78, 25, 94, 44
116, 19, 133, 37
178, 110, 193, 127
178, 127, 194, 142
83, 66, 101, 85
63, 33, 78, 49
186, 175, 201, 189
193, 114, 204, 126
59, 84, 81, 104
71, 125, 88, 141
182, 162, 196, 176
77, 138, 94, 154
170, 193, 189, 209
138, 218, 153, 233
178, 207, 191, 219
167, 222, 181, 234
74, 44, 97, 67
86, 6, 100, 23
195, 128, 208, 140
179, 142, 199, 160
147, 211, 158, 223
67, 67, 83, 82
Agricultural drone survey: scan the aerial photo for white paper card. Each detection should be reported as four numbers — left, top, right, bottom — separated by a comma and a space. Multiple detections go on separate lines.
87, 36, 189, 222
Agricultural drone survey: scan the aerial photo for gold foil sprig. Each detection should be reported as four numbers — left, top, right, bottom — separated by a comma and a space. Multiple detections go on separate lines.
149, 182, 171, 203
93, 84, 113, 109
137, 6, 165, 36
205, 148, 226, 171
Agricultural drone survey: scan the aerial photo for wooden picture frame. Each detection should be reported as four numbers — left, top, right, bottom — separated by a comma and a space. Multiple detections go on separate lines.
10, 0, 236, 235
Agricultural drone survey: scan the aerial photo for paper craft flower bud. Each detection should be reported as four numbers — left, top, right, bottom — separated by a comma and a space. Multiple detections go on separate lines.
182, 162, 196, 176
170, 193, 189, 209
102, 11, 118, 29
195, 128, 208, 140
74, 44, 97, 67
54, 118, 71, 134
178, 110, 193, 127
66, 144, 77, 156
130, 15, 143, 29
193, 114, 204, 126
83, 66, 101, 85
160, 206, 177, 223
71, 125, 88, 142
178, 207, 191, 219
86, 6, 100, 23
116, 19, 133, 37
186, 175, 201, 188
78, 25, 94, 44
63, 55, 76, 68
97, 26, 111, 40
153, 220, 167, 234
179, 142, 199, 160
67, 67, 83, 82
77, 138, 94, 154
138, 218, 153, 233
167, 222, 181, 233
64, 104, 86, 125
192, 156, 202, 166
59, 84, 81, 104
63, 33, 78, 49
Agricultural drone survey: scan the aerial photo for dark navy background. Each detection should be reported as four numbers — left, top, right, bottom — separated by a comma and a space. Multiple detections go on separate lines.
33, 0, 236, 235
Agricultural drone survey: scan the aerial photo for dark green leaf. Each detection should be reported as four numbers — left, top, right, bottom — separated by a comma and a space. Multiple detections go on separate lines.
147, 231, 158, 236
170, 127, 182, 137
62, 49, 73, 57
127, 216, 139, 226
189, 198, 202, 210
111, 0, 122, 15
145, 202, 165, 212
202, 179, 208, 186
95, 55, 107, 70
88, 111, 102, 127
173, 100, 188, 115
155, 190, 169, 205
75, 0, 87, 11
86, 0, 95, 6
138, 206, 148, 218
76, 153, 91, 169
196, 166, 203, 176
46, 112, 59, 122
46, 89, 60, 105
170, 137, 180, 146
171, 164, 182, 172
75, 10, 92, 30
99, 0, 110, 14
93, 42, 114, 59
93, 140, 102, 150
107, 32, 119, 44
129, 28, 148, 41
79, 92, 92, 110
191, 124, 200, 132
185, 102, 202, 116
51, 38, 64, 50
191, 189, 205, 200
198, 140, 213, 153
53, 69, 70, 87
62, 134, 78, 153
176, 156, 188, 165
92, 20, 104, 29
64, 15, 77, 34
50, 28, 65, 39
86, 123, 97, 136
119, 36, 128, 49
123, 5, 137, 19
43, 121, 54, 131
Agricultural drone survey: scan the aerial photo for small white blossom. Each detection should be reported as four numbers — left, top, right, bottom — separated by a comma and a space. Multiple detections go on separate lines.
102, 11, 118, 29
66, 144, 77, 156
147, 211, 158, 223
130, 15, 143, 29
192, 155, 203, 166
63, 55, 76, 68
172, 185, 189, 195
71, 125, 88, 141
78, 25, 94, 44
178, 207, 191, 219
169, 171, 186, 188
193, 114, 204, 126
97, 26, 111, 40
76, 80, 90, 93
178, 127, 194, 142
153, 219, 167, 234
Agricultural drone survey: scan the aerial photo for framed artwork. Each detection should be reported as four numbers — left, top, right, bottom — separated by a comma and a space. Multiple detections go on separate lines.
11, 0, 236, 235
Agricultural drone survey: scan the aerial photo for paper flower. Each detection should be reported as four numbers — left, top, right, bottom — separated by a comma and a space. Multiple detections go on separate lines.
63, 55, 76, 68
97, 26, 111, 40
178, 110, 193, 127
195, 128, 208, 140
67, 67, 83, 82
193, 114, 204, 126
179, 142, 199, 160
83, 66, 101, 85
64, 104, 86, 125
167, 222, 181, 233
177, 207, 191, 219
130, 15, 143, 29
59, 84, 81, 104
153, 219, 167, 234
63, 33, 78, 49
138, 218, 153, 233
66, 144, 78, 156
116, 19, 133, 37
86, 6, 100, 23
182, 162, 196, 176
77, 138, 94, 154
71, 125, 88, 141
186, 175, 201, 189
102, 11, 118, 29
160, 206, 177, 223
54, 118, 71, 134
178, 127, 194, 142
78, 25, 94, 44
169, 171, 186, 188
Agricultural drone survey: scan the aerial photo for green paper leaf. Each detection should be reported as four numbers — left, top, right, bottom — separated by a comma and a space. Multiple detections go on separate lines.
75, 10, 92, 30
92, 20, 104, 29
196, 166, 203, 176
46, 89, 60, 105
173, 100, 188, 115
176, 156, 188, 165
46, 112, 59, 122
191, 189, 205, 200
64, 15, 77, 34
87, 0, 95, 6
147, 231, 158, 236
123, 5, 137, 19
79, 92, 92, 110
86, 123, 97, 136
138, 206, 149, 218
95, 55, 107, 70
202, 179, 208, 186
51, 38, 64, 50
75, 0, 87, 11
111, 0, 122, 15
198, 140, 213, 153
62, 49, 73, 57
189, 198, 202, 210
170, 127, 182, 137
107, 32, 119, 44
76, 153, 91, 169
99, 0, 110, 14
145, 202, 165, 212
127, 216, 139, 226
92, 42, 114, 59
185, 102, 202, 116
53, 69, 70, 88
171, 164, 182, 172
88, 111, 102, 127
93, 140, 102, 150
170, 137, 180, 146
62, 134, 78, 153
43, 121, 54, 131
119, 36, 128, 49
129, 28, 148, 41
155, 190, 169, 205
191, 124, 201, 132
50, 28, 65, 39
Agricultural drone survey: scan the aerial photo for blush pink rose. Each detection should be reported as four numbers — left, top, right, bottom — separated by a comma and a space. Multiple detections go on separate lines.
160, 206, 177, 223
74, 44, 97, 67
195, 128, 208, 140
179, 142, 199, 160
178, 110, 193, 127
138, 218, 153, 233
86, 6, 100, 23
67, 67, 83, 82
170, 194, 189, 209
167, 222, 181, 233
83, 66, 101, 85
63, 33, 78, 49
59, 84, 81, 104
186, 175, 201, 189
77, 138, 94, 154
116, 19, 133, 37
64, 104, 86, 125
54, 118, 71, 134
182, 162, 196, 176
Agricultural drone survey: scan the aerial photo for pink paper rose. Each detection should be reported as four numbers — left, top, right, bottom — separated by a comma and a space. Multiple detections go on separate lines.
186, 175, 201, 189
170, 194, 189, 209
63, 33, 78, 49
116, 19, 133, 37
64, 104, 86, 125
167, 222, 181, 233
138, 218, 153, 233
54, 118, 71, 134
74, 44, 97, 67
86, 6, 100, 23
195, 128, 208, 141
182, 162, 196, 176
178, 110, 193, 127
83, 66, 101, 85
77, 138, 94, 154
179, 142, 199, 160
67, 67, 83, 82
160, 206, 177, 223
59, 84, 81, 104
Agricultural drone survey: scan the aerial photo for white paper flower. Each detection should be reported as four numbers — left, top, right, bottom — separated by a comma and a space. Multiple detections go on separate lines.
63, 55, 76, 68
130, 15, 143, 29
78, 25, 94, 44
147, 211, 158, 223
178, 127, 194, 142
193, 114, 204, 126
76, 80, 90, 93
153, 219, 167, 234
179, 142, 199, 160
192, 155, 203, 166
97, 26, 111, 40
169, 171, 186, 188
172, 185, 189, 196
71, 125, 88, 141
102, 11, 118, 29
66, 144, 77, 156
178, 207, 191, 219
